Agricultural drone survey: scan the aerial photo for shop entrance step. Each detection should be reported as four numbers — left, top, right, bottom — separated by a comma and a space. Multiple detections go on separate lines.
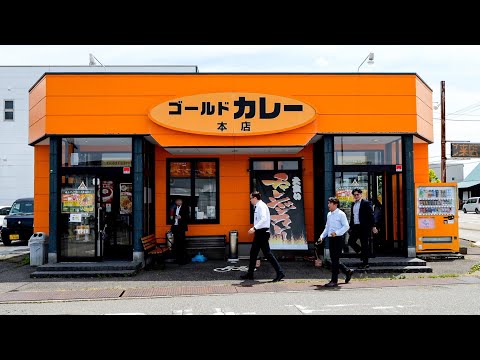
30, 261, 142, 278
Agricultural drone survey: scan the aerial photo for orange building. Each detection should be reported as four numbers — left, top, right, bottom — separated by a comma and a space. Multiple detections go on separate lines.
29, 73, 433, 264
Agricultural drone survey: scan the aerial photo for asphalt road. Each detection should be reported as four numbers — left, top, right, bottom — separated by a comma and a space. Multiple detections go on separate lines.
0, 282, 479, 315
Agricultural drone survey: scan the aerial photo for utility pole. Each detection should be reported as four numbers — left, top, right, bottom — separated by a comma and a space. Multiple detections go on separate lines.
441, 81, 446, 183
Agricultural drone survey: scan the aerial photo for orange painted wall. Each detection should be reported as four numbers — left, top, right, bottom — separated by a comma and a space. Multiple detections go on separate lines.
154, 145, 314, 243
414, 143, 429, 183
29, 74, 432, 146
29, 77, 47, 144
33, 146, 50, 234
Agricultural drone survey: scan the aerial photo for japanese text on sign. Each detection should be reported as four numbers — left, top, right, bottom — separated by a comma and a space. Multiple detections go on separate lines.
148, 93, 316, 136
451, 143, 480, 158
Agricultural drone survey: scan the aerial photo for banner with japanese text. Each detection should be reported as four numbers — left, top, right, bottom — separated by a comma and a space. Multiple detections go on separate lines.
254, 171, 307, 250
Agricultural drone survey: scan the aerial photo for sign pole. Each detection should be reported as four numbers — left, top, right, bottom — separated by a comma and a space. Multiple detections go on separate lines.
441, 81, 446, 183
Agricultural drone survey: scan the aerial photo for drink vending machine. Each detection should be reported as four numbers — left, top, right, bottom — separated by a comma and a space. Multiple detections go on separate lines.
415, 182, 459, 254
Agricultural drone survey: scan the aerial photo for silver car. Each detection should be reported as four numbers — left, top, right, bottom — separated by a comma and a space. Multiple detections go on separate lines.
462, 197, 480, 214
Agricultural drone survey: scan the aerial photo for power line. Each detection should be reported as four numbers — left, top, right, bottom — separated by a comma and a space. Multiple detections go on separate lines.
433, 118, 480, 122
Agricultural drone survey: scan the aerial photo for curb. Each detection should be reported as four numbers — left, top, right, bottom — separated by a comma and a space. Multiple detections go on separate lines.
0, 276, 479, 304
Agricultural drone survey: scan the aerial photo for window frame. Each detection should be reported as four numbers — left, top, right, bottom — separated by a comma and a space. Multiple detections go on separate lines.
166, 158, 220, 225
4, 100, 14, 121
249, 157, 303, 223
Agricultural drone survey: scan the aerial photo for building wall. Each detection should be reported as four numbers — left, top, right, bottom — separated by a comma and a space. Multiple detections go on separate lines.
429, 163, 464, 183
154, 145, 314, 243
30, 74, 431, 147
30, 73, 433, 241
0, 65, 197, 206
33, 145, 49, 233
414, 143, 429, 183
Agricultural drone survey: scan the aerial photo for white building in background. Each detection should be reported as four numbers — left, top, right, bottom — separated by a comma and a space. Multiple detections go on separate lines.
0, 64, 198, 205
429, 163, 464, 183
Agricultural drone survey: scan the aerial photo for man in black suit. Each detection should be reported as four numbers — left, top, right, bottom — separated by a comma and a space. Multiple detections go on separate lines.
347, 188, 377, 268
170, 198, 190, 265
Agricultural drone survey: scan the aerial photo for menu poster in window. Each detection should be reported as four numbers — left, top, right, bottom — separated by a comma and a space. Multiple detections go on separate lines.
197, 162, 216, 177
101, 180, 114, 203
170, 162, 191, 177
120, 183, 133, 214
254, 170, 307, 250
61, 189, 95, 213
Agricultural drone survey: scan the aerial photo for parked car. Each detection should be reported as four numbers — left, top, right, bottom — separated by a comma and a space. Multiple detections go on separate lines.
0, 206, 12, 231
462, 197, 480, 214
1, 198, 34, 246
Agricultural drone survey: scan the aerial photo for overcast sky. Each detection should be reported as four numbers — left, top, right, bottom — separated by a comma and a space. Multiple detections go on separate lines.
2, 45, 479, 177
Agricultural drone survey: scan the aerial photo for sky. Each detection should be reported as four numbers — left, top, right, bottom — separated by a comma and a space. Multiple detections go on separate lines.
2, 45, 479, 177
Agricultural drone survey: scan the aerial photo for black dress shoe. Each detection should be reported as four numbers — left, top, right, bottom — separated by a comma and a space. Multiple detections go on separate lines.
324, 281, 338, 287
345, 269, 354, 284
240, 273, 254, 280
272, 272, 285, 282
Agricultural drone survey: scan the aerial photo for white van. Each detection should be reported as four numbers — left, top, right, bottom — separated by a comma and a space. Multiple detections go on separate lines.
462, 197, 480, 213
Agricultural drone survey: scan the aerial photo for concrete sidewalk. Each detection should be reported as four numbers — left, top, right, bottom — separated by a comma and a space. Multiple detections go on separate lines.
0, 253, 479, 303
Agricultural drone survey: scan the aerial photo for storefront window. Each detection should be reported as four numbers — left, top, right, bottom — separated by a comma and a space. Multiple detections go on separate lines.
253, 161, 274, 170
61, 137, 132, 167
334, 136, 402, 166
168, 159, 219, 223
278, 160, 299, 170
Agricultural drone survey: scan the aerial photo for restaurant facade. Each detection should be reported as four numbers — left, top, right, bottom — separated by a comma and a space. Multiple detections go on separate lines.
28, 73, 433, 264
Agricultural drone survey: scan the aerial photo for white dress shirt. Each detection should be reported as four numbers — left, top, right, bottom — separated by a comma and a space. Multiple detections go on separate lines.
174, 206, 180, 226
320, 208, 350, 239
353, 201, 361, 224
254, 200, 271, 231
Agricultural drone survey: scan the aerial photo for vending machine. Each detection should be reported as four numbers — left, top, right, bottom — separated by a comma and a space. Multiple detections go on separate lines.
415, 182, 459, 254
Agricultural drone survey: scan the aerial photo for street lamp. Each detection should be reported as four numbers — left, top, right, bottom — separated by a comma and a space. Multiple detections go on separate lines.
357, 52, 375, 72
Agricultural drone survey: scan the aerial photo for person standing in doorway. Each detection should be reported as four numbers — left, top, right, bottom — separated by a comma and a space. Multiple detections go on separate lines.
348, 189, 377, 268
240, 191, 285, 282
318, 197, 353, 287
170, 197, 190, 265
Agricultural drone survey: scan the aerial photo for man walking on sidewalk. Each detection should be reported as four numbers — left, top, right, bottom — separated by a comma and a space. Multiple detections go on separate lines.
318, 197, 354, 287
348, 188, 377, 268
240, 191, 285, 282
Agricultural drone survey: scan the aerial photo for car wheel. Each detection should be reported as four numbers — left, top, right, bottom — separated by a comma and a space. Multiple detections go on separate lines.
1, 238, 12, 246
463, 208, 467, 213
476, 208, 480, 214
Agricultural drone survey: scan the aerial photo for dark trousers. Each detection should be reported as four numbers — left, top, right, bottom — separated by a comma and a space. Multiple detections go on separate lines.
171, 225, 187, 262
348, 224, 370, 265
247, 229, 284, 276
329, 236, 349, 283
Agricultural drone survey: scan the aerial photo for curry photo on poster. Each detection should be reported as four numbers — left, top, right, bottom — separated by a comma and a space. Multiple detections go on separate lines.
120, 183, 133, 214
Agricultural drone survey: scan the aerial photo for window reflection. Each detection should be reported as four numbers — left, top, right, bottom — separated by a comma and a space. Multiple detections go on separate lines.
168, 160, 219, 223
334, 136, 402, 166
62, 137, 132, 167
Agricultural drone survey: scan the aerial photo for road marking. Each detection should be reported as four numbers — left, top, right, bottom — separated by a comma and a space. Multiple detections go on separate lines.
104, 313, 146, 315
292, 304, 331, 314
212, 308, 256, 315
173, 309, 193, 315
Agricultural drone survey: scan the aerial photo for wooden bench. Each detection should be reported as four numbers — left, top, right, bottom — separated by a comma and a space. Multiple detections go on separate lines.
141, 234, 170, 270
185, 235, 227, 260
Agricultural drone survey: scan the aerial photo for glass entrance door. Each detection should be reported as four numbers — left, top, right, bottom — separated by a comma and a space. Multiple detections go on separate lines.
335, 170, 405, 257
60, 174, 101, 260
98, 176, 133, 260
59, 173, 133, 261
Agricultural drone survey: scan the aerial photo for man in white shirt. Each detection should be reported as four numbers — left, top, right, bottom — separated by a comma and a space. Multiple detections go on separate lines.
317, 197, 354, 287
240, 191, 285, 282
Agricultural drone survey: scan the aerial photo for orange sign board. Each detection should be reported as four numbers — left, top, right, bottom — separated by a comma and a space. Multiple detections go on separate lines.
148, 92, 316, 136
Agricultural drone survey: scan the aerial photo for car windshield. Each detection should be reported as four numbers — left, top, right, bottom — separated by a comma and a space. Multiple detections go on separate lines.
9, 201, 34, 215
